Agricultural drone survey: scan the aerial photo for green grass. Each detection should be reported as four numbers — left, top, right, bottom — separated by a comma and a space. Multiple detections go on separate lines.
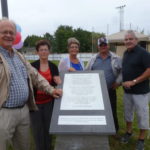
110, 87, 150, 150
8, 60, 150, 150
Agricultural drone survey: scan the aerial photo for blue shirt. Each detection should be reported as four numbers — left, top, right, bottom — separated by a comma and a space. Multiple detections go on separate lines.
70, 62, 83, 71
0, 47, 29, 107
91, 55, 115, 89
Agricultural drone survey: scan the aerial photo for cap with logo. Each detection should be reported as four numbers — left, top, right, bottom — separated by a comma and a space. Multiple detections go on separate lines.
97, 37, 108, 46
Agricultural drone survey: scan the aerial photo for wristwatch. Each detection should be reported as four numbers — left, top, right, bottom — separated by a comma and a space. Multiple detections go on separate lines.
133, 79, 137, 84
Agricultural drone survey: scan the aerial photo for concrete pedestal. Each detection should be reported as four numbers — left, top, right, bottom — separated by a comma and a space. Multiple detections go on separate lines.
54, 135, 110, 150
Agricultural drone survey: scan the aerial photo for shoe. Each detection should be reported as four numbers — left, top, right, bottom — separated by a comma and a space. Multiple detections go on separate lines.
135, 140, 144, 150
120, 132, 133, 144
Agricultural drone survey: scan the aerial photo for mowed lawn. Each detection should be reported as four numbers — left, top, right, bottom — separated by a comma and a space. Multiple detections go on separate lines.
110, 87, 150, 150
8, 60, 150, 150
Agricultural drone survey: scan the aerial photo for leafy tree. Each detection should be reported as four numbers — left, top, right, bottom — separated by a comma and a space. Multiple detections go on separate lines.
23, 25, 105, 53
43, 33, 56, 52
54, 25, 74, 53
74, 28, 92, 52
24, 35, 43, 47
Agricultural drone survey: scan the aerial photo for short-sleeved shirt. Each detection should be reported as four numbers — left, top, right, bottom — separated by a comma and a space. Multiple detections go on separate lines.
91, 55, 116, 89
122, 45, 150, 94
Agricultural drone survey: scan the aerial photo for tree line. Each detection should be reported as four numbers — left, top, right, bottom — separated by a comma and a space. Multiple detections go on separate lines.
24, 25, 105, 53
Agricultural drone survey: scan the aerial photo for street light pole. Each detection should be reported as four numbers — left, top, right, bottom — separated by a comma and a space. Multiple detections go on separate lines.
116, 5, 126, 31
1, 0, 9, 18
91, 27, 94, 55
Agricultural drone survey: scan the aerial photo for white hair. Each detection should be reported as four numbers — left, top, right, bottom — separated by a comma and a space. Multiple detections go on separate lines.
0, 17, 16, 32
125, 30, 138, 39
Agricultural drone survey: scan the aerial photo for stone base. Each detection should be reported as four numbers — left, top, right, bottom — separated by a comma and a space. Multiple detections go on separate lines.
54, 135, 110, 150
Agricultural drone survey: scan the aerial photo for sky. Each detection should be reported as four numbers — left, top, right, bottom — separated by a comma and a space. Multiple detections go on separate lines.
0, 0, 150, 40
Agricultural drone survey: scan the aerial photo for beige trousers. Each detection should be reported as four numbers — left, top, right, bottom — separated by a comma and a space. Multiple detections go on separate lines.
0, 105, 30, 150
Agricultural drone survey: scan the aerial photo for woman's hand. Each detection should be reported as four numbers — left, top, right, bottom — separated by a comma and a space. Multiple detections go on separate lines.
68, 67, 76, 72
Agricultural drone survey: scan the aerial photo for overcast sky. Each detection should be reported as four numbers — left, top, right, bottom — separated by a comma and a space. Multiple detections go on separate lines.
0, 0, 149, 40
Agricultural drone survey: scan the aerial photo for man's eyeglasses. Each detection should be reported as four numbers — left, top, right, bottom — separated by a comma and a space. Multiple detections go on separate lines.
0, 31, 16, 36
124, 38, 134, 41
99, 43, 107, 47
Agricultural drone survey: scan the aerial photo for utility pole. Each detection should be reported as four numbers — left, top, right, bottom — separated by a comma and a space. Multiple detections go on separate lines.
116, 5, 126, 31
129, 23, 132, 29
107, 24, 109, 36
91, 27, 94, 55
1, 0, 9, 17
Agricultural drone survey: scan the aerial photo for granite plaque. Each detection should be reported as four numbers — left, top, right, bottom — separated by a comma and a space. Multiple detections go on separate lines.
50, 71, 115, 135
60, 73, 104, 110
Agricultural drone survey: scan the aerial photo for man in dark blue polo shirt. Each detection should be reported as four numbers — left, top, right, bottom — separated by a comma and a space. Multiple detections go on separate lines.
121, 30, 150, 150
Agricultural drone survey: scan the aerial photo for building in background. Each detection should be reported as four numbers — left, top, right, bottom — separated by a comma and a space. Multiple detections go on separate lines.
107, 30, 150, 57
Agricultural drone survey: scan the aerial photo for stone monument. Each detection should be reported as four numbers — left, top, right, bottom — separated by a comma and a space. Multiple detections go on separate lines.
50, 71, 116, 150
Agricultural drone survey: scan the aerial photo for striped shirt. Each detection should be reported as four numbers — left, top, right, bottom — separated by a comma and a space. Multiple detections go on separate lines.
0, 47, 29, 108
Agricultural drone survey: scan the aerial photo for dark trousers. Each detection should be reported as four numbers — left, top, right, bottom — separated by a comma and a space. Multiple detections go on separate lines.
108, 89, 119, 132
30, 101, 54, 150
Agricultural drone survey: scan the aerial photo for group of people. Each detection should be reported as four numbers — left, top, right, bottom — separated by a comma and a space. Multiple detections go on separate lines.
0, 18, 149, 150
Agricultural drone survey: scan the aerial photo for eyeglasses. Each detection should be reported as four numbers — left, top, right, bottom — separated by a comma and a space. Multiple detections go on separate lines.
70, 46, 79, 49
0, 30, 16, 36
99, 44, 107, 47
124, 38, 135, 41
38, 49, 49, 52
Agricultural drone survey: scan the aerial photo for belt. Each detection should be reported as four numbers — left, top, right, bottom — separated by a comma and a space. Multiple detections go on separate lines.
2, 104, 26, 109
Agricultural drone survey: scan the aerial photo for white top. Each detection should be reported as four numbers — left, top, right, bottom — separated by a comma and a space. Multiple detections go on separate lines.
58, 55, 84, 72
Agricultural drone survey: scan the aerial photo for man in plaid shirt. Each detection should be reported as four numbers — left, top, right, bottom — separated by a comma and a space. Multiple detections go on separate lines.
0, 18, 62, 150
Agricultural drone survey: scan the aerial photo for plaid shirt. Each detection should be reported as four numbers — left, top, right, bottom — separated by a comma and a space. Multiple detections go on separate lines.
0, 47, 29, 107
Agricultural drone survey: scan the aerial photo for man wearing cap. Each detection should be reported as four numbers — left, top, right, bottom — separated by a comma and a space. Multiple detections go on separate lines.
86, 37, 122, 132
121, 30, 150, 150
0, 18, 62, 150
